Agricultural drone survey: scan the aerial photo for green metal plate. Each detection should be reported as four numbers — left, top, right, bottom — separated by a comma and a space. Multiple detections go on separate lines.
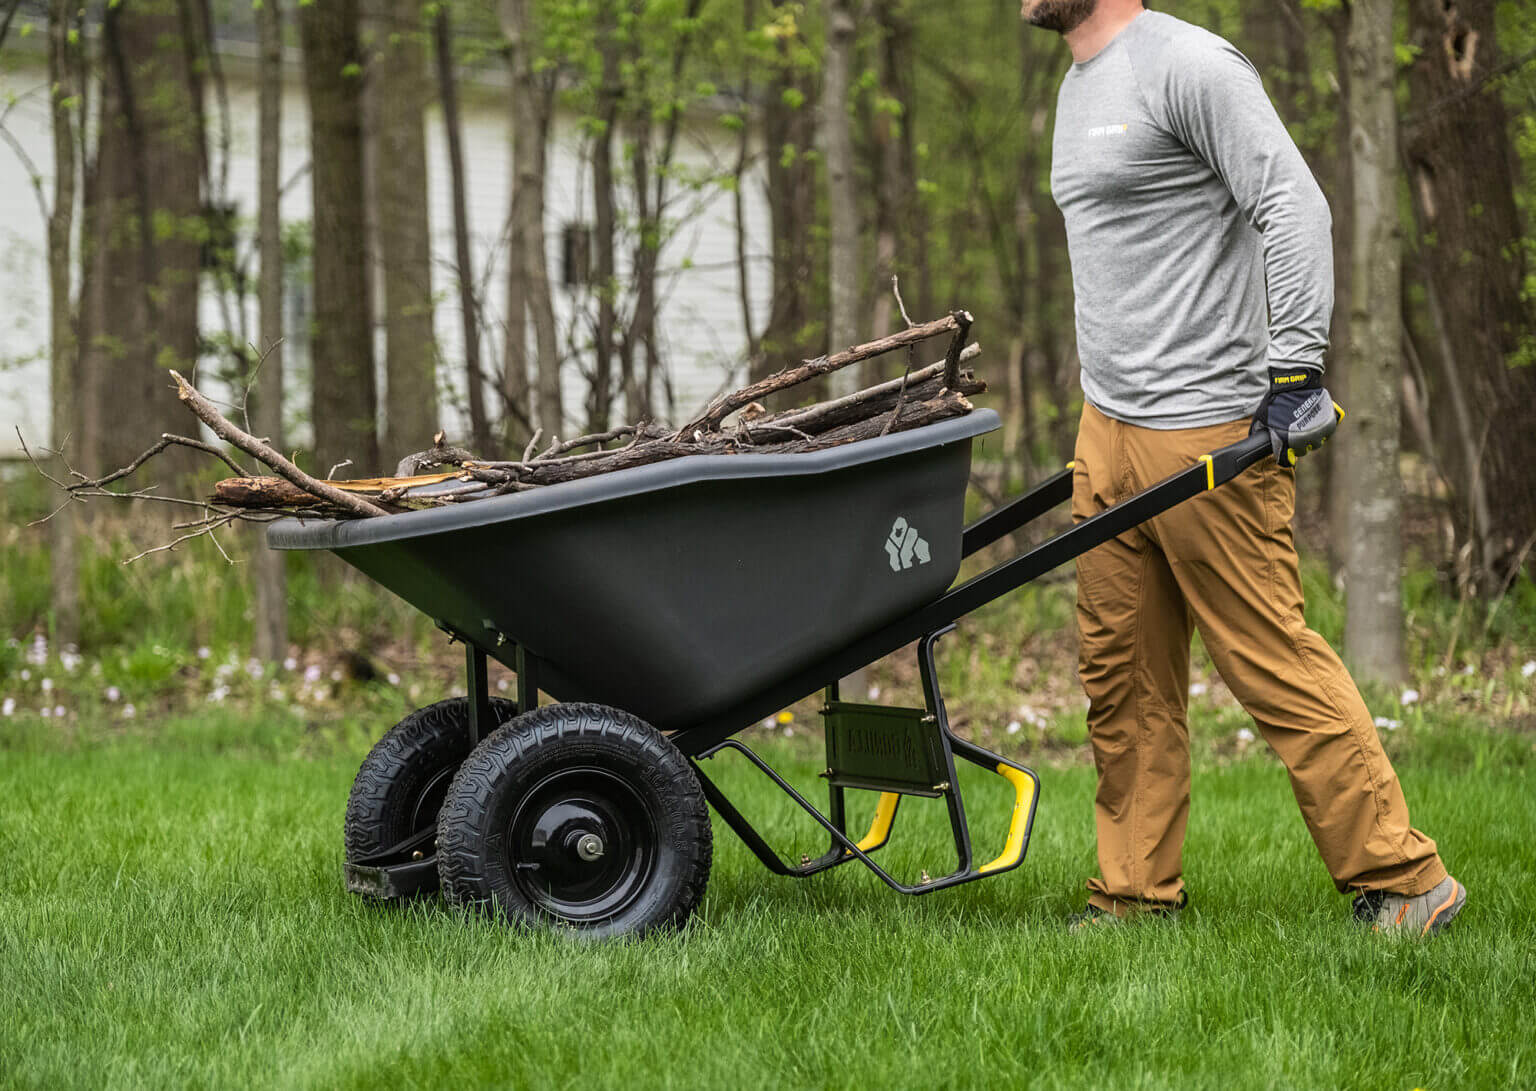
822, 702, 950, 797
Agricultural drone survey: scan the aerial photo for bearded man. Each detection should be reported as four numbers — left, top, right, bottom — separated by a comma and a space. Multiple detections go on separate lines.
1021, 0, 1465, 936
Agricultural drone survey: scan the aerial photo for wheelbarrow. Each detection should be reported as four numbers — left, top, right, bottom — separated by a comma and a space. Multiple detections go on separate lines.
269, 410, 1273, 938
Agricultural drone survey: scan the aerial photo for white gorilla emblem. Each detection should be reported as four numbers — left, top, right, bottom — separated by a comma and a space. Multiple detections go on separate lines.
884, 517, 931, 572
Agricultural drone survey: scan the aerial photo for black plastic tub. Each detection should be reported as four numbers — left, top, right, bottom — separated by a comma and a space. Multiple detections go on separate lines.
269, 410, 1001, 728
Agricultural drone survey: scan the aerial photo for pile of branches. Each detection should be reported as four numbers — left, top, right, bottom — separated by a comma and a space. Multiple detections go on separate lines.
32, 311, 983, 553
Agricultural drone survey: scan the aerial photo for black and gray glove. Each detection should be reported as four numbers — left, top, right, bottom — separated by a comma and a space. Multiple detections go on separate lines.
1250, 366, 1343, 465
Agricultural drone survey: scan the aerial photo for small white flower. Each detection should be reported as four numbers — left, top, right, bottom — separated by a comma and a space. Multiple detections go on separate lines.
1188, 682, 1209, 697
282, 656, 298, 672
210, 686, 230, 703
782, 726, 794, 738
19, 669, 30, 682
408, 685, 421, 699
386, 672, 401, 686
41, 678, 53, 693
762, 717, 776, 729
866, 684, 881, 700
1236, 727, 1255, 743
1373, 716, 1401, 731
122, 704, 136, 718
304, 665, 322, 684
1522, 661, 1535, 679
40, 707, 51, 718
53, 705, 64, 718
1460, 664, 1475, 676
246, 660, 264, 679
1400, 688, 1420, 706
60, 649, 82, 672
329, 669, 342, 683
197, 646, 211, 660
1006, 720, 1022, 735
105, 686, 121, 703
1, 698, 13, 716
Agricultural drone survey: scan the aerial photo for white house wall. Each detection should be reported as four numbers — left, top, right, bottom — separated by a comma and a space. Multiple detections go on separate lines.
0, 47, 774, 460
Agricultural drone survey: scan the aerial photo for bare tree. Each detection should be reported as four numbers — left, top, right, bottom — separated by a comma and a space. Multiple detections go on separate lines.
81, 0, 205, 477
1324, 4, 1356, 578
589, 0, 623, 433
46, 0, 83, 644
1342, 0, 1404, 683
1403, 0, 1534, 591
373, 0, 439, 453
502, 0, 563, 441
760, 20, 819, 380
823, 0, 859, 397
623, 0, 705, 419
253, 0, 287, 661
300, 0, 380, 476
434, 1, 492, 454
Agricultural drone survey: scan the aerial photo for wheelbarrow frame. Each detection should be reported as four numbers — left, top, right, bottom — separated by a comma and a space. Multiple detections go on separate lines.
395, 426, 1276, 901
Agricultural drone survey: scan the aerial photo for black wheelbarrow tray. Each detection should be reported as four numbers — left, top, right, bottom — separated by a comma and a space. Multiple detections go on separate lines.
269, 409, 1273, 937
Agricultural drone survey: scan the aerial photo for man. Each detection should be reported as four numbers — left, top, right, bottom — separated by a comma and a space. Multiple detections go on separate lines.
1020, 0, 1465, 936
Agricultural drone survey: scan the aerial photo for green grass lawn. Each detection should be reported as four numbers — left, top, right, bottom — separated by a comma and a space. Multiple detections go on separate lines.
3, 723, 1533, 1090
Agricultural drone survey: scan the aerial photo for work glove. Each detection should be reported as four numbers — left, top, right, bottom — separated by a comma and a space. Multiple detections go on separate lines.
1249, 366, 1343, 465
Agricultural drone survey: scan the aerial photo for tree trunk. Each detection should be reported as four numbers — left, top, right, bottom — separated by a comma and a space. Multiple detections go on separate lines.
503, 0, 563, 440
1325, 7, 1356, 578
1342, 0, 1405, 684
252, 0, 287, 662
82, 0, 205, 478
435, 3, 491, 455
823, 0, 859, 397
590, 0, 622, 434
373, 0, 439, 453
46, 0, 81, 645
625, 0, 703, 421
824, 0, 861, 699
501, 109, 533, 449
732, 0, 761, 374
760, 33, 819, 383
300, 0, 380, 476
1403, 0, 1533, 589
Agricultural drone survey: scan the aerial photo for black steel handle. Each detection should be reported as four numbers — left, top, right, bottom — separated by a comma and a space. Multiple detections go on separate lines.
1203, 429, 1276, 489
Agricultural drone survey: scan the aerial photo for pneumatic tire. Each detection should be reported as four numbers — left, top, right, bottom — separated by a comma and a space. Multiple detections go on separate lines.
344, 696, 519, 886
436, 703, 712, 938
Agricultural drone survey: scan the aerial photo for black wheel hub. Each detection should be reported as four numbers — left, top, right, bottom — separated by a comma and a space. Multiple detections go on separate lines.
507, 767, 657, 923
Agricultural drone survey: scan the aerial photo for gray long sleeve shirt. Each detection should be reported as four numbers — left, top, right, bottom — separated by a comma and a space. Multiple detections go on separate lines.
1049, 11, 1334, 428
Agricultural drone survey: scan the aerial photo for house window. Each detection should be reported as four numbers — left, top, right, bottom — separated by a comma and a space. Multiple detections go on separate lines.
561, 222, 592, 288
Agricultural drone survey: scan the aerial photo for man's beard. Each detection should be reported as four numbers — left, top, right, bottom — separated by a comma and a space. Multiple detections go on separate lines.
1022, 0, 1097, 33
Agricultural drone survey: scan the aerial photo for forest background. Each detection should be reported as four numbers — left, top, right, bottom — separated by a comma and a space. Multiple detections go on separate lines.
1, 0, 1534, 693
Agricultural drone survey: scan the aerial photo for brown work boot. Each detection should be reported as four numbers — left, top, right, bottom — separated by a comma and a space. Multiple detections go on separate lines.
1353, 875, 1467, 938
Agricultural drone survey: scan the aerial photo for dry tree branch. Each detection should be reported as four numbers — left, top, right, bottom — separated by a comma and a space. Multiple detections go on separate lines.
521, 428, 543, 464
169, 370, 389, 518
884, 276, 918, 437
121, 511, 243, 565
72, 433, 247, 489
674, 312, 969, 439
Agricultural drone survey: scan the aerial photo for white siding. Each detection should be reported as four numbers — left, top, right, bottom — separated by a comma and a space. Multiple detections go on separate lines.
0, 49, 774, 458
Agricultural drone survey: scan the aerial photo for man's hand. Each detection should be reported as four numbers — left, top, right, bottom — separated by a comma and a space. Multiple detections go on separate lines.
1250, 366, 1343, 465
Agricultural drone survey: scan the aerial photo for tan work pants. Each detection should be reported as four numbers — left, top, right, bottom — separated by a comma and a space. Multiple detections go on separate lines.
1072, 404, 1445, 912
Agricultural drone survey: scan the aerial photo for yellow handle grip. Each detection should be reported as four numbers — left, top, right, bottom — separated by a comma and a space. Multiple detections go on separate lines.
845, 792, 900, 855
978, 763, 1036, 874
